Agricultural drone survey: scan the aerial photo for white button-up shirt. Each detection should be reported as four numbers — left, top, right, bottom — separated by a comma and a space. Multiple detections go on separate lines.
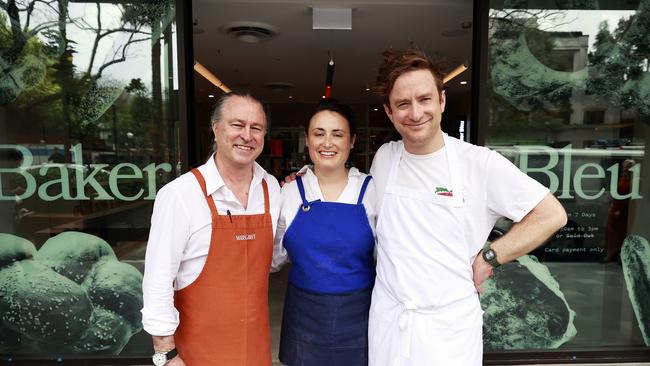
141, 155, 281, 336
272, 165, 378, 272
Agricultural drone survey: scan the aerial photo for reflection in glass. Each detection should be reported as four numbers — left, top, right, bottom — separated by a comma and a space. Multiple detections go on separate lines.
1, 0, 178, 357
487, 0, 648, 351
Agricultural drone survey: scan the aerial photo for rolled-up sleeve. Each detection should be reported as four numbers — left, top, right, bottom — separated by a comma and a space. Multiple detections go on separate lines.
141, 184, 190, 336
486, 151, 550, 223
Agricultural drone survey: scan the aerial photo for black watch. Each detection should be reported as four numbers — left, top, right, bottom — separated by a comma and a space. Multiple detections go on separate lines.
152, 348, 177, 366
482, 244, 500, 268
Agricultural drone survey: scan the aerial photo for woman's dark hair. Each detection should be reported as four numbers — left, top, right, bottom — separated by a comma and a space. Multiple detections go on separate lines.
309, 98, 356, 136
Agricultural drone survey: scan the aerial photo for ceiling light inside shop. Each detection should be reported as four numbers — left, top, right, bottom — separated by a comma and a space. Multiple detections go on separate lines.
312, 8, 352, 30
220, 21, 279, 43
460, 81, 467, 85
194, 61, 231, 93
443, 63, 468, 84
208, 94, 215, 98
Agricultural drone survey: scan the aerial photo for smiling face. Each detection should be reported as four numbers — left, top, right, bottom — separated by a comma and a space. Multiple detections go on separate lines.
384, 69, 446, 155
212, 95, 266, 169
306, 110, 356, 173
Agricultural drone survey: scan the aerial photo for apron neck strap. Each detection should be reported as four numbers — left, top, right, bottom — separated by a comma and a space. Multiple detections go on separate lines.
296, 176, 309, 207
261, 178, 270, 214
192, 168, 270, 215
357, 175, 373, 205
386, 144, 404, 191
442, 134, 463, 208
191, 168, 219, 216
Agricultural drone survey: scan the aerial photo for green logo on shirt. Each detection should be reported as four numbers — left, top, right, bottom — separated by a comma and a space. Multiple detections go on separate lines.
435, 186, 453, 197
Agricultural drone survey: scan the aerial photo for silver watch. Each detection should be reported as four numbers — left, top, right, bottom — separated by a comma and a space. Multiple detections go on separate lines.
152, 348, 177, 366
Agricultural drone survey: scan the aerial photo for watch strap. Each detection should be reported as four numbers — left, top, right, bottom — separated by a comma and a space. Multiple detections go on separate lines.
482, 243, 501, 267
152, 348, 177, 366
166, 348, 178, 361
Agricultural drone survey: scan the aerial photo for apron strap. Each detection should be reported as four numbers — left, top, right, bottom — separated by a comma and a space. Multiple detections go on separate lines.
191, 168, 219, 217
357, 175, 373, 204
385, 144, 404, 194
261, 178, 270, 214
295, 176, 310, 208
442, 134, 464, 208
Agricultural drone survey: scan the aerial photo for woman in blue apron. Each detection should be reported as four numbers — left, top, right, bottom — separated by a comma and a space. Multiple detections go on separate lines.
272, 99, 377, 366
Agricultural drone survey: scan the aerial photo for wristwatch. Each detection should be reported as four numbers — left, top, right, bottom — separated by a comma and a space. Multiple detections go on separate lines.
482, 243, 501, 268
152, 348, 177, 366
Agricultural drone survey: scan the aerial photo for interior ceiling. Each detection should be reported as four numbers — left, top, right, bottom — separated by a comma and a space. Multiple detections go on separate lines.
192, 0, 474, 105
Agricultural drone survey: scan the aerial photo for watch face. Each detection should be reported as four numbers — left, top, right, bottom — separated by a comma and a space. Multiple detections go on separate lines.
152, 353, 167, 366
484, 249, 496, 261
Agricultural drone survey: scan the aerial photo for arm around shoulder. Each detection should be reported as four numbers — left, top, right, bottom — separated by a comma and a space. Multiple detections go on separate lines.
271, 182, 293, 272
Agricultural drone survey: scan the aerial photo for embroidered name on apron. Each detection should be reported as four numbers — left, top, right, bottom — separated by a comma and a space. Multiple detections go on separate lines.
235, 233, 256, 241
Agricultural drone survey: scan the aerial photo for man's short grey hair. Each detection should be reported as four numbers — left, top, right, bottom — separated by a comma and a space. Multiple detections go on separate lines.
210, 92, 266, 126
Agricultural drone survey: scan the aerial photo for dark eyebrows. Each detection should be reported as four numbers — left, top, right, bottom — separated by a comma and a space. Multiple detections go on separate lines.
311, 127, 346, 133
393, 92, 435, 106
392, 98, 409, 106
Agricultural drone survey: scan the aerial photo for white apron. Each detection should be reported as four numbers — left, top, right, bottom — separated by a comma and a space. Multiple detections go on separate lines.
369, 134, 483, 366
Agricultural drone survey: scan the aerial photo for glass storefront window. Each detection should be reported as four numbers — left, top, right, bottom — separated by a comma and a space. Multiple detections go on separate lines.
1, 0, 180, 358
485, 0, 649, 352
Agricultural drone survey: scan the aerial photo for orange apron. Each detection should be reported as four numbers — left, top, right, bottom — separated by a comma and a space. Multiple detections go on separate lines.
174, 168, 273, 366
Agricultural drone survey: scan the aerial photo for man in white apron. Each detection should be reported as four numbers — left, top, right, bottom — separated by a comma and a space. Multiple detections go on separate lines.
367, 48, 568, 365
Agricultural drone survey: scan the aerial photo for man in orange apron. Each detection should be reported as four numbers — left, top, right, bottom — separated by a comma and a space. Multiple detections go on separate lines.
142, 92, 281, 365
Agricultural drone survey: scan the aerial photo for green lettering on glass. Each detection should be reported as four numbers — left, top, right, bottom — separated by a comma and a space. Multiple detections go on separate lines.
2, 141, 173, 203
608, 163, 643, 200
573, 163, 606, 200
628, 164, 643, 200
515, 144, 643, 201
558, 145, 574, 199
0, 144, 36, 200
37, 164, 72, 201
71, 144, 113, 200
108, 163, 144, 201
143, 163, 173, 200
518, 145, 560, 193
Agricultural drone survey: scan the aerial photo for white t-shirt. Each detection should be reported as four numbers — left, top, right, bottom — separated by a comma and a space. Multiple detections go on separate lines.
398, 146, 451, 196
370, 137, 550, 255
272, 165, 378, 272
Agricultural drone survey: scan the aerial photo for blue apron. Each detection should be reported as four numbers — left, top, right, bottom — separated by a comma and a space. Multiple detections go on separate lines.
279, 175, 375, 366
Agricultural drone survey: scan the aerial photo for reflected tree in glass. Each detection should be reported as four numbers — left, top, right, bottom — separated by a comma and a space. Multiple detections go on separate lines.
587, 1, 650, 121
